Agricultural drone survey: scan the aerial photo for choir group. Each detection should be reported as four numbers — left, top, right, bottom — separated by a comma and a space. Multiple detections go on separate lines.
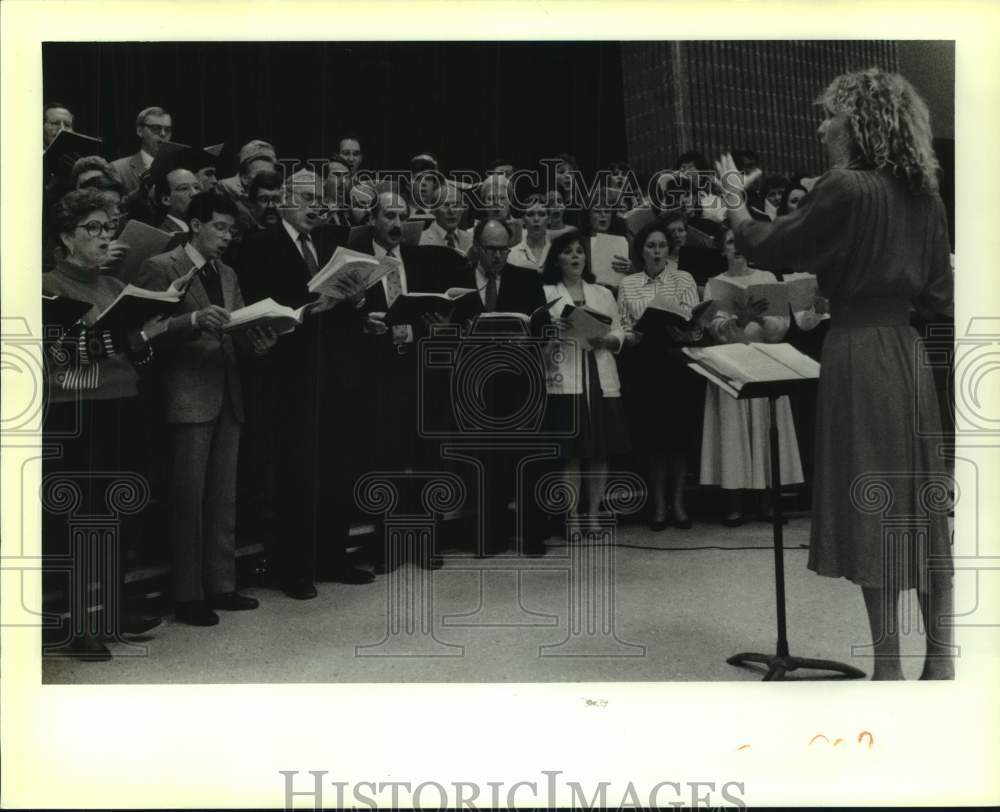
37, 100, 874, 662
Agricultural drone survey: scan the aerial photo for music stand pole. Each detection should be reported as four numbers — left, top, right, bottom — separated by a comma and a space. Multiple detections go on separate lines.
726, 393, 866, 681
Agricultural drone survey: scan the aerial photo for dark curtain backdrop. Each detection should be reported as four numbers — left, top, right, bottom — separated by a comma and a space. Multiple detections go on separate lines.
43, 41, 627, 176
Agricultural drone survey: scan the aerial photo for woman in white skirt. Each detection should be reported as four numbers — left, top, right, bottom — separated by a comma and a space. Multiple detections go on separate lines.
699, 224, 804, 525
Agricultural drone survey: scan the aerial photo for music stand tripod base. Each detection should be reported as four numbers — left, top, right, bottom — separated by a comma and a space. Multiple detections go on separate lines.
725, 391, 866, 682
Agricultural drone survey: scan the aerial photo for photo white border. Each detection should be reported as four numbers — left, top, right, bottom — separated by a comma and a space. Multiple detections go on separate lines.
3, 1, 999, 807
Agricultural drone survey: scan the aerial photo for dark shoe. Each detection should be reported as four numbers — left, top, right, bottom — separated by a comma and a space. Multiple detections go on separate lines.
649, 519, 669, 532
122, 615, 162, 635
209, 592, 260, 611
671, 516, 693, 530
722, 514, 745, 527
330, 566, 376, 584
282, 578, 318, 600
57, 634, 112, 662
174, 601, 220, 626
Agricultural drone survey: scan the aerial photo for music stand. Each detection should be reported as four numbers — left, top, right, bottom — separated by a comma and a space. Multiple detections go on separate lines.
689, 355, 866, 681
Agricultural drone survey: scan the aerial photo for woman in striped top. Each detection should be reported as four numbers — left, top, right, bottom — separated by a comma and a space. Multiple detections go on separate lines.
618, 218, 705, 530
42, 189, 166, 661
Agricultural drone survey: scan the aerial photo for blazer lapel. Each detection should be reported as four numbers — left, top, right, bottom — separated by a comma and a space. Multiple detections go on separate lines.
172, 247, 209, 310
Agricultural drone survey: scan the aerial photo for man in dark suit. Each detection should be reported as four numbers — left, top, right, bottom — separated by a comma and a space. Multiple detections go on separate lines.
135, 192, 276, 626
449, 219, 550, 556
235, 169, 374, 599
110, 106, 172, 195
352, 188, 467, 571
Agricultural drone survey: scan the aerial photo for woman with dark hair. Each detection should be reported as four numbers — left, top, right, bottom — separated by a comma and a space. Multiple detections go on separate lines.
717, 68, 954, 680
42, 189, 168, 660
778, 182, 809, 215
541, 230, 630, 527
618, 218, 705, 530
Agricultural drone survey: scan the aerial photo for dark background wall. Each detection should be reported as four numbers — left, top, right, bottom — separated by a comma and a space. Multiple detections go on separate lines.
43, 41, 628, 176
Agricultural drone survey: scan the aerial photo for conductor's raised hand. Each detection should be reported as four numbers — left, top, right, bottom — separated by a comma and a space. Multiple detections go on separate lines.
713, 153, 762, 209
194, 305, 230, 333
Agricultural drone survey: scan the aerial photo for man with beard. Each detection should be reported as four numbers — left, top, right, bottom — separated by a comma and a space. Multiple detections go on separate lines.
354, 188, 467, 571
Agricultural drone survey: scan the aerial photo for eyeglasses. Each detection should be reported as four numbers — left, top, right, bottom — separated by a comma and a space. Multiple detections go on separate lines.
480, 245, 510, 254
208, 222, 240, 236
142, 123, 172, 135
76, 219, 118, 237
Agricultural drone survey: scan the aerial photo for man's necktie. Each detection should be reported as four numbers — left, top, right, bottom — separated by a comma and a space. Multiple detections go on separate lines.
199, 260, 224, 307
445, 231, 457, 251
484, 271, 498, 312
383, 248, 411, 344
298, 233, 319, 277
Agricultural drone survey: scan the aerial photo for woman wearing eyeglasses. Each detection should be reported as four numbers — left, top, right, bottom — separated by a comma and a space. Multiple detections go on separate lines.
42, 189, 168, 661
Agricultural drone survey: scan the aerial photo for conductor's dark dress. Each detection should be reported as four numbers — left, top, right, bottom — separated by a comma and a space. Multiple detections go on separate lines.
734, 168, 954, 590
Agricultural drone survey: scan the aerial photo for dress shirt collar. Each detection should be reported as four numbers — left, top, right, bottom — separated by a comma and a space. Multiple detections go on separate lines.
166, 213, 190, 232
140, 149, 154, 169
183, 241, 209, 270
373, 241, 402, 259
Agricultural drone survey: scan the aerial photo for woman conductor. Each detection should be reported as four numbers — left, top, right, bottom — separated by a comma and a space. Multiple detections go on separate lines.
717, 68, 955, 680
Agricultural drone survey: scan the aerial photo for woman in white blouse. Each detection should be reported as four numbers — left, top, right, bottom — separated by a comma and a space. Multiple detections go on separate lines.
699, 225, 804, 525
618, 218, 705, 530
542, 230, 630, 527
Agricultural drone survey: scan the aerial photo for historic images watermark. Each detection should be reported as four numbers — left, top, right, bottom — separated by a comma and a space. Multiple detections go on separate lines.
280, 769, 747, 810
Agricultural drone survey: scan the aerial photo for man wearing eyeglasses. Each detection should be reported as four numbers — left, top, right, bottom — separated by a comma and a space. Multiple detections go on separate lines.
110, 106, 173, 195
235, 169, 374, 600
135, 191, 275, 627
451, 218, 550, 557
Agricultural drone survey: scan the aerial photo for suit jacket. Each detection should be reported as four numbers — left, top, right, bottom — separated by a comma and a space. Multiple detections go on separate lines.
135, 244, 245, 424
234, 222, 359, 390
358, 241, 467, 313
453, 262, 547, 319
110, 151, 146, 196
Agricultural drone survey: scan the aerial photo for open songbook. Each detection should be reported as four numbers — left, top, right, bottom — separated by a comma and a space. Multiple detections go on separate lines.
385, 287, 480, 326
42, 294, 93, 334
589, 233, 630, 287
683, 342, 820, 399
115, 220, 187, 281
634, 295, 717, 336
92, 271, 194, 330
307, 247, 398, 297
709, 275, 820, 317
780, 273, 822, 311
223, 297, 314, 335
558, 303, 613, 342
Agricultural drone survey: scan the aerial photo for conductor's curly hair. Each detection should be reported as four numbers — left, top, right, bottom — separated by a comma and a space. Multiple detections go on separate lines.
818, 67, 940, 194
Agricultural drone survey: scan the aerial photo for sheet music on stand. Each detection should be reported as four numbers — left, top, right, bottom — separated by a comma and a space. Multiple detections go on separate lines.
683, 342, 819, 399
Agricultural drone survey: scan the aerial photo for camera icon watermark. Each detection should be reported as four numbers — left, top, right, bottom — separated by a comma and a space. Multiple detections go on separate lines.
916, 316, 1000, 437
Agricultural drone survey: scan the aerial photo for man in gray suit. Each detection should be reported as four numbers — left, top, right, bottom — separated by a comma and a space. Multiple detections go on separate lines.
136, 192, 276, 626
110, 106, 173, 195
